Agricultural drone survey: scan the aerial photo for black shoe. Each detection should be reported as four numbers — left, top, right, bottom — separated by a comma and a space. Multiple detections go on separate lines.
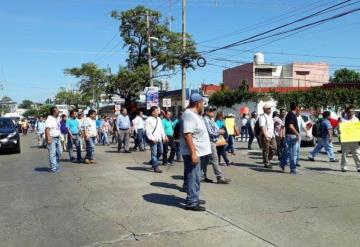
264, 164, 273, 169
198, 199, 206, 205
217, 178, 231, 184
296, 164, 301, 167
125, 150, 132, 154
203, 178, 214, 183
185, 205, 206, 211
329, 159, 338, 163
308, 156, 315, 162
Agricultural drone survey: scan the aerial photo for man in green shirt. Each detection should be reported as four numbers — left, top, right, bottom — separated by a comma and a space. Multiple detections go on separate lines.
162, 110, 176, 165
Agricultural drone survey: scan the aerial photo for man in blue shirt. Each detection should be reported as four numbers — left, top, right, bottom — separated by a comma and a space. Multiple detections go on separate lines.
308, 111, 337, 162
66, 110, 82, 163
116, 108, 131, 153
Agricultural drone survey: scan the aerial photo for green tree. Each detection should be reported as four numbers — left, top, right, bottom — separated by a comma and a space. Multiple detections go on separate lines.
111, 5, 200, 82
23, 104, 53, 118
19, 99, 34, 109
54, 87, 86, 109
65, 63, 108, 107
331, 68, 360, 83
0, 96, 14, 114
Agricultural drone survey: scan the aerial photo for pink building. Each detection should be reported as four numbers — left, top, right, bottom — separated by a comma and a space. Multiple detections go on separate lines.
223, 53, 329, 92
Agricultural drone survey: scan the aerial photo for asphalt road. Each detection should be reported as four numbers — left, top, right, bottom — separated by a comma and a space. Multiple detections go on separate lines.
1, 134, 360, 247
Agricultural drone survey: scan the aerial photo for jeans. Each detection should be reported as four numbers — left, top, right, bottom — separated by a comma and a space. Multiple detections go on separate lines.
295, 138, 301, 165
85, 137, 96, 161
309, 137, 335, 160
101, 131, 109, 145
275, 135, 285, 160
241, 126, 248, 141
134, 129, 145, 151
217, 145, 230, 165
48, 137, 61, 171
118, 129, 130, 152
163, 136, 176, 164
183, 155, 203, 207
280, 135, 298, 171
202, 142, 224, 179
226, 135, 235, 153
150, 141, 163, 169
175, 140, 181, 161
68, 134, 82, 162
38, 133, 45, 147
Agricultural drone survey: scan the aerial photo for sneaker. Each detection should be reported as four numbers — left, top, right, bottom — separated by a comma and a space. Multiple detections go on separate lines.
279, 164, 285, 173
264, 164, 273, 169
341, 168, 348, 172
308, 156, 315, 162
90, 160, 96, 164
84, 159, 90, 164
329, 159, 338, 163
217, 177, 231, 184
185, 205, 206, 211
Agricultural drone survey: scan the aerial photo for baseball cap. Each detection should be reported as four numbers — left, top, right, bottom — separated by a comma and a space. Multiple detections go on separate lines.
204, 106, 216, 112
189, 93, 203, 103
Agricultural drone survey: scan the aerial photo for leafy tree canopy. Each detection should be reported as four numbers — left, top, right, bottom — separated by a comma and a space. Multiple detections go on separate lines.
331, 68, 360, 83
18, 99, 34, 109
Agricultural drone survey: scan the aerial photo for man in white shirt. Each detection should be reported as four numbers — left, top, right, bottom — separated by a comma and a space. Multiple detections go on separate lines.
259, 104, 277, 168
132, 111, 145, 151
180, 93, 211, 211
45, 107, 61, 172
145, 106, 167, 173
81, 110, 98, 165
340, 105, 360, 172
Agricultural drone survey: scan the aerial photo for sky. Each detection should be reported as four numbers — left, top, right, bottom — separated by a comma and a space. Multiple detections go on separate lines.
0, 0, 360, 103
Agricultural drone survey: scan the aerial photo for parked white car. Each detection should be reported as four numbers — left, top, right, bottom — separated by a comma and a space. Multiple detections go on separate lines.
300, 114, 316, 146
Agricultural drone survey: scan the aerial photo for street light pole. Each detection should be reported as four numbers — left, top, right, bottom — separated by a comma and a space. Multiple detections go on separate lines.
181, 0, 187, 109
146, 10, 154, 87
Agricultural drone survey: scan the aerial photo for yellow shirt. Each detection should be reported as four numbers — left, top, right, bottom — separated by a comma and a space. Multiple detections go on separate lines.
225, 118, 235, 135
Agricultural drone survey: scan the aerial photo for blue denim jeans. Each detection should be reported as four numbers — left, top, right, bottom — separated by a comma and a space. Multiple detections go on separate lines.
309, 137, 335, 160
226, 135, 235, 153
183, 155, 202, 207
134, 129, 145, 150
101, 131, 109, 145
295, 138, 301, 165
150, 141, 163, 169
68, 134, 82, 161
85, 137, 96, 161
48, 137, 61, 171
280, 135, 299, 171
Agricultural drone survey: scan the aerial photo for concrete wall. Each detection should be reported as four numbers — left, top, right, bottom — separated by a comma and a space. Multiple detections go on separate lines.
223, 63, 254, 89
292, 63, 329, 87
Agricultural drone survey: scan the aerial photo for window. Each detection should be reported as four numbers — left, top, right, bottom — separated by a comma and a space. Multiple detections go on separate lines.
295, 71, 310, 76
255, 68, 272, 76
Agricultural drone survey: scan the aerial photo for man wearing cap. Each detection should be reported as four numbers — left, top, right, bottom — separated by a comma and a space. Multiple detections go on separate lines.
203, 107, 231, 184
180, 93, 211, 211
273, 109, 286, 160
259, 104, 277, 168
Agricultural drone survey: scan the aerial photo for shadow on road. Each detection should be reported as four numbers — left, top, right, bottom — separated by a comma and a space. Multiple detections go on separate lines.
126, 166, 153, 172
150, 182, 182, 191
231, 163, 261, 168
143, 193, 185, 208
248, 151, 262, 156
306, 167, 340, 172
250, 167, 284, 173
34, 167, 52, 172
105, 150, 119, 154
171, 175, 184, 180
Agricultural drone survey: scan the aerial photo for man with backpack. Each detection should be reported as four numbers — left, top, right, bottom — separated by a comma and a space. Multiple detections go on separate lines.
258, 104, 277, 168
308, 111, 338, 162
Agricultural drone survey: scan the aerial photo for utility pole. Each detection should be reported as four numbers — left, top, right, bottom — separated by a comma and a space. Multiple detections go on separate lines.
146, 10, 154, 87
181, 0, 187, 109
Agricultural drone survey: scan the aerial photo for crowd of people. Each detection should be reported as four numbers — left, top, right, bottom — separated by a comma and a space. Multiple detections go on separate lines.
31, 94, 360, 211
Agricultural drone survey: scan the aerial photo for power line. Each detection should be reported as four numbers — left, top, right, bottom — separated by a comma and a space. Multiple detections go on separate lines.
200, 0, 355, 54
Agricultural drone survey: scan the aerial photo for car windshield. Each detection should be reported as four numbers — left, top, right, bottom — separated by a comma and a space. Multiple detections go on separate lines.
0, 119, 15, 128
301, 115, 309, 122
